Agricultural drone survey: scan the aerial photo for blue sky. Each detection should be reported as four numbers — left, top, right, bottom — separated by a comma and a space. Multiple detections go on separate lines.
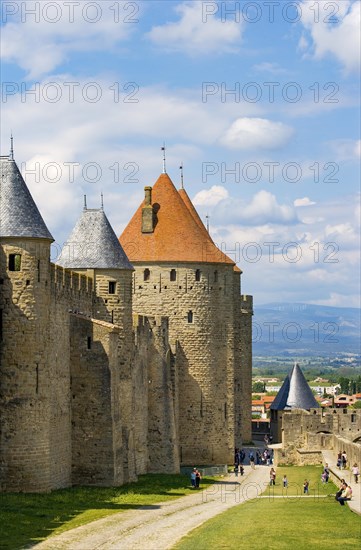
1, 0, 360, 306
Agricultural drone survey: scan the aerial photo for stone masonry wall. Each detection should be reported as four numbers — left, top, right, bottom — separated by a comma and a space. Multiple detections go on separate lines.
0, 239, 53, 491
70, 315, 124, 486
130, 262, 248, 465
238, 294, 253, 444
276, 408, 361, 466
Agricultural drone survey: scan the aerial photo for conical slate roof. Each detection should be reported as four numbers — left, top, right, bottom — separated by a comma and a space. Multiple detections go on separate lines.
119, 173, 234, 265
270, 363, 319, 411
0, 156, 53, 240
57, 208, 133, 270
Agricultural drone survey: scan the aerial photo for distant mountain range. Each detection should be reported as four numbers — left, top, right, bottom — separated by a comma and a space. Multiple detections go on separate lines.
253, 303, 360, 357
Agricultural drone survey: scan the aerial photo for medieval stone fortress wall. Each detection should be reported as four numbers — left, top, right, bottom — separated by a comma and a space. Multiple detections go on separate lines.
276, 408, 361, 469
0, 154, 253, 492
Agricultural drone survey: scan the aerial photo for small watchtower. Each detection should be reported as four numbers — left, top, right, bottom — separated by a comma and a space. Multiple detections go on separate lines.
0, 153, 54, 491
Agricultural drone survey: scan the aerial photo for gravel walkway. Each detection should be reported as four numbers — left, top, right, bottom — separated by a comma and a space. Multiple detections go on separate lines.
34, 466, 269, 550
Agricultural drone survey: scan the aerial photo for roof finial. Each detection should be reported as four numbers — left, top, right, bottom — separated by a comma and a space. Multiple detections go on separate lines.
83, 195, 87, 210
101, 192, 104, 210
161, 143, 166, 174
179, 163, 184, 189
206, 214, 210, 233
10, 133, 14, 160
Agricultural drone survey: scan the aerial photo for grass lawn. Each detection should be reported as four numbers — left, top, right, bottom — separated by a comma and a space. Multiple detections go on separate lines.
0, 473, 215, 549
175, 466, 360, 550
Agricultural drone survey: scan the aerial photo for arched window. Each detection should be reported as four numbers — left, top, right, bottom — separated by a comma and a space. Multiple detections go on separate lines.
144, 268, 150, 281
187, 310, 193, 323
170, 269, 176, 281
195, 269, 201, 282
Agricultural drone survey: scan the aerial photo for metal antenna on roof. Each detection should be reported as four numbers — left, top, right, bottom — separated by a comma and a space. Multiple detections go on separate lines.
179, 163, 184, 189
161, 143, 166, 174
101, 192, 104, 210
206, 214, 210, 233
10, 133, 14, 160
83, 195, 87, 210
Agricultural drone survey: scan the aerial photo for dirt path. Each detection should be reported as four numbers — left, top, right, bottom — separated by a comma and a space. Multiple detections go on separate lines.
34, 466, 269, 549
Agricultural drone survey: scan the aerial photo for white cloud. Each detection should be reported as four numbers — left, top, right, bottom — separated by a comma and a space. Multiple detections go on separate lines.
220, 118, 294, 150
299, 0, 360, 73
354, 140, 361, 158
253, 62, 288, 75
201, 192, 360, 305
203, 190, 299, 226
0, 0, 135, 78
1, 75, 244, 241
192, 185, 229, 207
294, 197, 316, 207
238, 191, 298, 225
147, 1, 243, 55
328, 139, 361, 161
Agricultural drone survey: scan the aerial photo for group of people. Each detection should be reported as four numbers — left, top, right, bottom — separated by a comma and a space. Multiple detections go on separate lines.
233, 446, 274, 474
190, 467, 201, 488
335, 479, 352, 505
321, 463, 330, 483
336, 451, 348, 470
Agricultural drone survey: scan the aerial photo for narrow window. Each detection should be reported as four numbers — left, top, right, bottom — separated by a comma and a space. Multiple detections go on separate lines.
195, 269, 201, 282
170, 269, 176, 281
224, 402, 227, 419
187, 310, 193, 323
0, 309, 3, 341
108, 281, 116, 294
87, 336, 92, 350
214, 270, 218, 283
9, 254, 21, 271
144, 268, 150, 281
35, 363, 39, 394
37, 260, 41, 282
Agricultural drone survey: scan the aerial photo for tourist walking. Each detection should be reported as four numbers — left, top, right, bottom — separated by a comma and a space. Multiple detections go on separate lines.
303, 480, 309, 494
283, 475, 288, 488
190, 468, 196, 488
337, 452, 342, 469
249, 451, 255, 469
351, 463, 359, 483
323, 463, 330, 483
195, 469, 201, 488
270, 467, 276, 486
341, 451, 347, 470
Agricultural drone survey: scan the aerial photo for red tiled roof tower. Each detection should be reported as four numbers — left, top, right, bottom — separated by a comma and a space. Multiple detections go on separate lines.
119, 173, 234, 265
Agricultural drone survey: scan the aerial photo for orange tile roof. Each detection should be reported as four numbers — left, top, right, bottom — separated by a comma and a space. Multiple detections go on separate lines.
120, 173, 235, 264
178, 187, 209, 236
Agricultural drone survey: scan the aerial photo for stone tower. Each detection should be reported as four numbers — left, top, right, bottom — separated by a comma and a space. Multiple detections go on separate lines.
270, 363, 320, 443
0, 155, 56, 491
57, 205, 137, 484
120, 173, 253, 464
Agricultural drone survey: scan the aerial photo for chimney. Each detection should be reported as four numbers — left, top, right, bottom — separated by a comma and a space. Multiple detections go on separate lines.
142, 186, 154, 233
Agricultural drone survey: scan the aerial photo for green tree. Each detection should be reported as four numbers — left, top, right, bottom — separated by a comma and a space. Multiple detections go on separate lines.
252, 381, 265, 392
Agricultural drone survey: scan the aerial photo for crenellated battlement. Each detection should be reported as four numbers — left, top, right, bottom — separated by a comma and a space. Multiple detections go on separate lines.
241, 294, 253, 313
50, 263, 93, 295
